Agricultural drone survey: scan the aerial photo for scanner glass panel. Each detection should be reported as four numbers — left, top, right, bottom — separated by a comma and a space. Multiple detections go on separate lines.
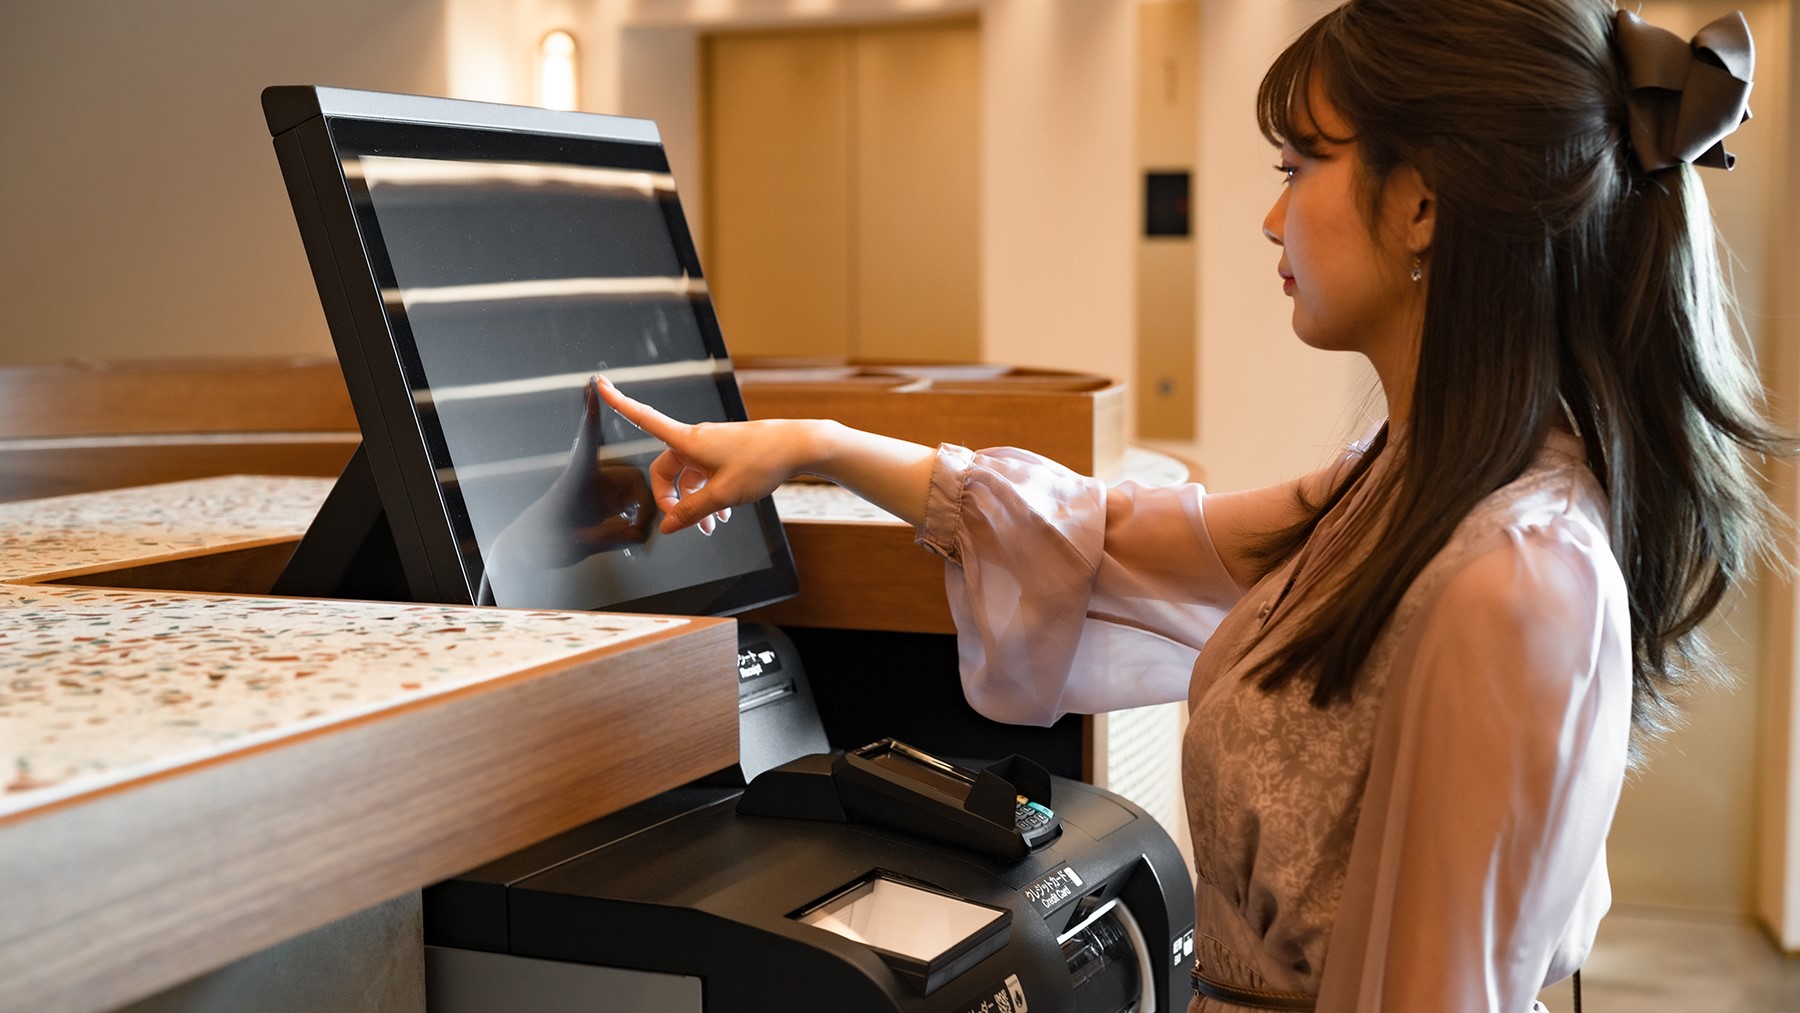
797, 876, 1005, 962
330, 118, 789, 613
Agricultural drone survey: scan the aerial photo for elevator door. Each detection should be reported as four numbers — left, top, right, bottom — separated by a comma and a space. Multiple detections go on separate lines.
703, 19, 980, 363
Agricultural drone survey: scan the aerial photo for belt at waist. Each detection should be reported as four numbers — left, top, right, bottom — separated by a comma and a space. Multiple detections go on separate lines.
1191, 966, 1316, 1011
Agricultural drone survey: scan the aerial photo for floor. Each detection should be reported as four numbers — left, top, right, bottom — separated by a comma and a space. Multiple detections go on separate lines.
1535, 906, 1800, 1012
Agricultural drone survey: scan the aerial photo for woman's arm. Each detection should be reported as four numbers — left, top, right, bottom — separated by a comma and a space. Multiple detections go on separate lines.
1200, 456, 1356, 589
1320, 518, 1632, 1011
598, 374, 1243, 723
594, 375, 937, 532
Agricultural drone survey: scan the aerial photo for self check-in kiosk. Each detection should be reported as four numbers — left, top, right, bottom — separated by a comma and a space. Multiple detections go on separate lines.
263, 85, 1196, 1013
420, 640, 1195, 1013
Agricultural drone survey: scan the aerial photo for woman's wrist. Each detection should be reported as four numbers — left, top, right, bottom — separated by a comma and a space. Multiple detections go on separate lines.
793, 419, 936, 527
794, 418, 850, 480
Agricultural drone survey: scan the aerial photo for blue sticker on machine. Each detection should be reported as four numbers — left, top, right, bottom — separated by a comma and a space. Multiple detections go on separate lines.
957, 972, 1031, 1013
1021, 864, 1084, 914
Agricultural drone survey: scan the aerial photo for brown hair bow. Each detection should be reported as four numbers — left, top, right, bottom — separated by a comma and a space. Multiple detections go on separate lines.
1614, 9, 1754, 171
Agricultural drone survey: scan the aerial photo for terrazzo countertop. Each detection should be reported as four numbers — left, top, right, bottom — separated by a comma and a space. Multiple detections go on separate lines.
771, 481, 901, 522
0, 448, 1188, 580
0, 582, 684, 816
771, 445, 1190, 523
0, 475, 335, 582
0, 448, 1190, 818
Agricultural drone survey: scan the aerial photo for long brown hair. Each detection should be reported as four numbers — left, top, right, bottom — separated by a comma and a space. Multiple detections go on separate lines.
1250, 0, 1790, 761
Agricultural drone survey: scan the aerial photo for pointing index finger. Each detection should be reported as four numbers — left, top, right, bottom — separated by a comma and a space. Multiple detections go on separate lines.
593, 374, 687, 445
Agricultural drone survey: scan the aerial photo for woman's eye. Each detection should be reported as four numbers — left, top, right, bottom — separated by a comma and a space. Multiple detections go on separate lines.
1274, 162, 1298, 183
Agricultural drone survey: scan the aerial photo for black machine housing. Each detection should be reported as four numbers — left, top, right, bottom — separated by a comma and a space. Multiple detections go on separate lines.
425, 774, 1195, 1013
424, 628, 1194, 1013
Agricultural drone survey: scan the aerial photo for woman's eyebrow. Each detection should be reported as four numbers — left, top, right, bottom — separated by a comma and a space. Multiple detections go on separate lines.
1283, 132, 1328, 158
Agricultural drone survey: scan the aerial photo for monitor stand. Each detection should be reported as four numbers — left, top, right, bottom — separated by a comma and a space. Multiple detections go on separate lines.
273, 444, 420, 603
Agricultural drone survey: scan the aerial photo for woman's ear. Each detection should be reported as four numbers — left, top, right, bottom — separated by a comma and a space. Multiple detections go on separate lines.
1387, 162, 1435, 255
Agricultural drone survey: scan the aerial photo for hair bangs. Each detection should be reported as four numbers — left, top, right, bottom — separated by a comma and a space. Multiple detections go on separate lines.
1257, 13, 1351, 157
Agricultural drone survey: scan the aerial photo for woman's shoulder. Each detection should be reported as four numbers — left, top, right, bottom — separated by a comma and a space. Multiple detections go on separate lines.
1458, 430, 1608, 551
1398, 432, 1621, 637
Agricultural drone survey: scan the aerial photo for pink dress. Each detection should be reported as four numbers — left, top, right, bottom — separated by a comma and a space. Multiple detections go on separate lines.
915, 432, 1632, 1012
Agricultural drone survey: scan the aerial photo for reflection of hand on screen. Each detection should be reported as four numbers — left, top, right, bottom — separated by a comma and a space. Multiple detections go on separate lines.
489, 379, 655, 574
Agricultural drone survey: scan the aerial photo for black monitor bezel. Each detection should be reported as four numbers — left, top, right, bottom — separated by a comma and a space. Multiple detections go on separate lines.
265, 86, 799, 617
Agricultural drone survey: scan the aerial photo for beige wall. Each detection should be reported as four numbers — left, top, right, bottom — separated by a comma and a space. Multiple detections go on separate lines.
976, 0, 1137, 392
1755, 0, 1800, 950
0, 0, 450, 365
1187, 0, 1369, 495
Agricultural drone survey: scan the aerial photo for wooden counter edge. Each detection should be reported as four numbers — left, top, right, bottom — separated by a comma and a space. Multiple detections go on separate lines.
0, 617, 737, 1013
749, 518, 955, 635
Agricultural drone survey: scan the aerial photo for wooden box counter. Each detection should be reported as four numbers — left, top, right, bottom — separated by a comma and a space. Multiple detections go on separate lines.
0, 478, 738, 1013
0, 357, 360, 504
737, 362, 1127, 480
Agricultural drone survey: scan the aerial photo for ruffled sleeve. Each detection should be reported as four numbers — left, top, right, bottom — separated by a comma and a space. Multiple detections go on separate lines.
1318, 512, 1633, 1011
917, 444, 1245, 726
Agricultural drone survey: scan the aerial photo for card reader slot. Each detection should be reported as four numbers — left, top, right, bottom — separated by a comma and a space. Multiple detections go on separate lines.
738, 679, 796, 713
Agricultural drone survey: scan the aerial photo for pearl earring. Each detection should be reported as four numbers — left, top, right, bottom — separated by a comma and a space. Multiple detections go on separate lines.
1410, 256, 1424, 283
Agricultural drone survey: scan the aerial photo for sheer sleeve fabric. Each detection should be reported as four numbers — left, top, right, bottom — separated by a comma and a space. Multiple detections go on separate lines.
1318, 512, 1633, 1012
917, 445, 1245, 727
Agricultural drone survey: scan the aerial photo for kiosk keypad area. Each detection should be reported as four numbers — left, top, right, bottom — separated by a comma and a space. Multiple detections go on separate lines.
264, 85, 1194, 1013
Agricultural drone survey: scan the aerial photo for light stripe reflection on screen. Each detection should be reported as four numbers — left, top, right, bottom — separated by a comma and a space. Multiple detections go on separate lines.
415, 359, 730, 406
437, 438, 665, 484
349, 155, 675, 195
383, 275, 708, 308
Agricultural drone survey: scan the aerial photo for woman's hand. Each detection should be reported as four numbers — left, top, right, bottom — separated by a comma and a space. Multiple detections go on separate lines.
594, 373, 940, 533
594, 374, 826, 535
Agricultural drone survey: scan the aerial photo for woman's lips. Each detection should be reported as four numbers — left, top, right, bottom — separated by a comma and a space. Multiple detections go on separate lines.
1280, 271, 1295, 295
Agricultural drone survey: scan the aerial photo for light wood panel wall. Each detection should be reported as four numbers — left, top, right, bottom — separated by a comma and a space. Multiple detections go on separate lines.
1135, 0, 1198, 440
851, 20, 981, 363
703, 29, 853, 359
703, 19, 980, 363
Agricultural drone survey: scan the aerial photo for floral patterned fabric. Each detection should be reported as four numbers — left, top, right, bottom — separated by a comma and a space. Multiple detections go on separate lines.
918, 432, 1631, 1012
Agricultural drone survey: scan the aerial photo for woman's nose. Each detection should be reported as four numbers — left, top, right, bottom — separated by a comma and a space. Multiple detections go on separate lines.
1262, 190, 1285, 245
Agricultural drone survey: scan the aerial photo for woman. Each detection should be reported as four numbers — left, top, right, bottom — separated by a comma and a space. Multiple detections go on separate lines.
596, 1, 1784, 1008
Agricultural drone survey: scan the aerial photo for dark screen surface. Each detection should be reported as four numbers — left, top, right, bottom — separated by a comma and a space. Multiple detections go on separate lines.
326, 116, 795, 614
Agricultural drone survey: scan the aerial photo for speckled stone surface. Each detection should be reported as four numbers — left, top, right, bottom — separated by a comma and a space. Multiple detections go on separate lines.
0, 475, 334, 582
770, 482, 902, 523
771, 446, 1189, 524
1117, 446, 1189, 488
0, 449, 1189, 818
0, 581, 684, 815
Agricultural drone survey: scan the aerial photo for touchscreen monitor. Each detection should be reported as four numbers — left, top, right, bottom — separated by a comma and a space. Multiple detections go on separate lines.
264, 87, 797, 616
